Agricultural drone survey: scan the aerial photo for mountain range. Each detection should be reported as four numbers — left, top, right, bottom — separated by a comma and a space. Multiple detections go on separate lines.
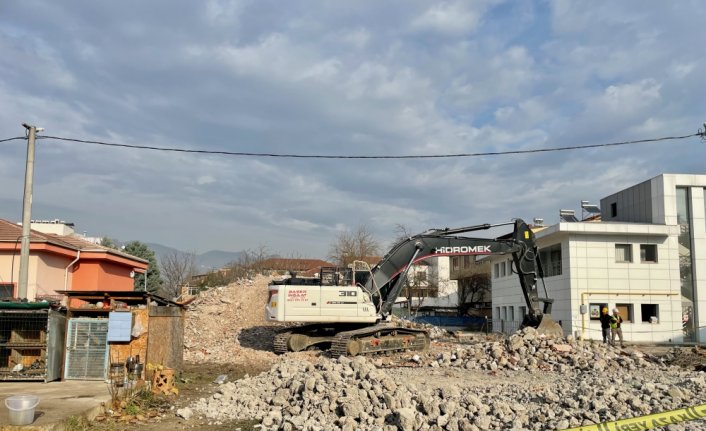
146, 243, 243, 273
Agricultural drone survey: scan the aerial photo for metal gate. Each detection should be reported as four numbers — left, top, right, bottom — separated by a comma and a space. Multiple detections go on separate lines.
64, 318, 109, 380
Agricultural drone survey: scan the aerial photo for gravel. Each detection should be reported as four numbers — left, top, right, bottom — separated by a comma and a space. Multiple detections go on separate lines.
188, 327, 706, 430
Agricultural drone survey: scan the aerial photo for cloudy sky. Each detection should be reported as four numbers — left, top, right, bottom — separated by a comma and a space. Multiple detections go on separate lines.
1, 1, 704, 258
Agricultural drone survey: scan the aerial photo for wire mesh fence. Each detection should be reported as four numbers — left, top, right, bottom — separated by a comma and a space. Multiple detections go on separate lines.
0, 310, 49, 381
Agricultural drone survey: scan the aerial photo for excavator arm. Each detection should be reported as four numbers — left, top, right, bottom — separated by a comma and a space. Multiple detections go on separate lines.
362, 219, 560, 335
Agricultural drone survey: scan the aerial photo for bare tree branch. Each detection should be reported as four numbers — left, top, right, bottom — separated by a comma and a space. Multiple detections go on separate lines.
328, 224, 380, 267
160, 250, 197, 299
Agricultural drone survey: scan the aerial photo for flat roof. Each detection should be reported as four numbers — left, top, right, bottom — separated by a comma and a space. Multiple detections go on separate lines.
55, 290, 182, 307
535, 221, 678, 239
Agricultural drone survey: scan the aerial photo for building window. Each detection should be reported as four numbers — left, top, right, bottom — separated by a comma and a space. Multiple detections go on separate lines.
615, 303, 633, 323
610, 202, 617, 217
508, 306, 515, 321
519, 306, 527, 319
495, 307, 500, 319
463, 256, 471, 268
500, 261, 507, 277
493, 263, 499, 278
539, 244, 562, 277
452, 257, 459, 271
507, 260, 513, 276
589, 303, 608, 320
501, 306, 507, 320
641, 304, 659, 323
0, 283, 15, 298
640, 244, 658, 263
615, 244, 633, 263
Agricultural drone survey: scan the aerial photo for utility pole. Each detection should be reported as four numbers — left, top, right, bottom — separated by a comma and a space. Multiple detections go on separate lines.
18, 123, 40, 300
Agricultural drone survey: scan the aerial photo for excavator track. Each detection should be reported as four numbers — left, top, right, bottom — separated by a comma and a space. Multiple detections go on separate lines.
330, 324, 430, 357
273, 330, 291, 354
274, 324, 364, 354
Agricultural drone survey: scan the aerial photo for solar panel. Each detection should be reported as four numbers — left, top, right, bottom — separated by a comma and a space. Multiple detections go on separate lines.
559, 209, 578, 222
581, 204, 601, 214
560, 214, 579, 222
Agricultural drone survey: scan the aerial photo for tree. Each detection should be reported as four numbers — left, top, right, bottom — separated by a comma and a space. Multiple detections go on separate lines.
392, 223, 436, 317
159, 250, 197, 299
100, 236, 118, 249
457, 272, 491, 315
328, 224, 380, 267
122, 241, 162, 294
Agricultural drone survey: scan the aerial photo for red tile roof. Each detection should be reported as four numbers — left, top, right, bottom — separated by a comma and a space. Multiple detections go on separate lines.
0, 219, 72, 247
0, 219, 147, 263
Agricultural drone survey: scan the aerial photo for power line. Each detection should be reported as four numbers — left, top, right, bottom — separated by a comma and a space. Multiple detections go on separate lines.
38, 132, 702, 159
0, 137, 25, 143
0, 131, 701, 159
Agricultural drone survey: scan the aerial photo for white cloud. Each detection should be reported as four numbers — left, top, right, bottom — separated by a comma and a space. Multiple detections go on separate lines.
1, 1, 705, 257
411, 2, 485, 36
196, 175, 216, 185
338, 28, 371, 50
582, 79, 662, 127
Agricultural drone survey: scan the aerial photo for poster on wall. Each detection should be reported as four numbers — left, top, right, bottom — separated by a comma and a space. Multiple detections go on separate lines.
589, 304, 602, 320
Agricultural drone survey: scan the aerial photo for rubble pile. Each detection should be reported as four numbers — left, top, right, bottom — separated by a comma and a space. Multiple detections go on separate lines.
190, 352, 706, 431
392, 316, 450, 340
422, 327, 655, 373
183, 275, 282, 365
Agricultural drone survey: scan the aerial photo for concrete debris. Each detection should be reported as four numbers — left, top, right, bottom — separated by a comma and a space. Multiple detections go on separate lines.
213, 374, 228, 385
175, 407, 194, 420
392, 316, 449, 340
183, 275, 282, 366
189, 327, 706, 430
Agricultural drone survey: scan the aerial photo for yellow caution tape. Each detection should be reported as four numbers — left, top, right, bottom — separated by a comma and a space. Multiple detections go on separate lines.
557, 403, 706, 431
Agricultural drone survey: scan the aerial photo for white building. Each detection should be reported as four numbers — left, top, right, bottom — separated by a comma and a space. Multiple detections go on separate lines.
393, 256, 459, 314
420, 256, 459, 310
491, 173, 706, 343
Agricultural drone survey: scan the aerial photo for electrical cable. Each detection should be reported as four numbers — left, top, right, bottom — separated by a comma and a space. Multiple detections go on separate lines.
23, 132, 700, 160
0, 137, 25, 143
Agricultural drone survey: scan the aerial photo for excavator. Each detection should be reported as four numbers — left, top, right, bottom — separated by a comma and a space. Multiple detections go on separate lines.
266, 218, 563, 356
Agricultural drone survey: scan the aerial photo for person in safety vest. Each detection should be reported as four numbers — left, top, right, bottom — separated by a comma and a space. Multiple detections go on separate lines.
610, 308, 624, 348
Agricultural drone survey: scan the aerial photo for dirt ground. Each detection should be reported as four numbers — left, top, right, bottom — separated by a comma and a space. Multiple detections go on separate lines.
63, 362, 269, 431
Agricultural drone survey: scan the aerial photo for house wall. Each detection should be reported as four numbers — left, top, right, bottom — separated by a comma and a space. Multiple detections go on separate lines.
0, 253, 21, 291
35, 253, 74, 298
0, 252, 73, 300
72, 260, 137, 291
